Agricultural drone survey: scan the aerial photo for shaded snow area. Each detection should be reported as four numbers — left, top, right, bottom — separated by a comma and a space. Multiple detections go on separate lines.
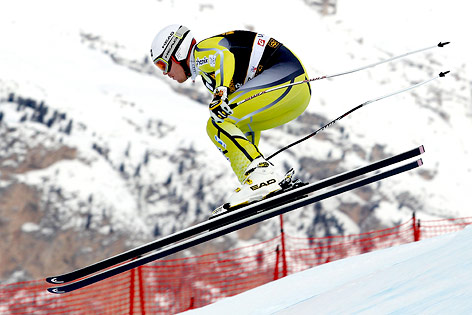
185, 226, 472, 314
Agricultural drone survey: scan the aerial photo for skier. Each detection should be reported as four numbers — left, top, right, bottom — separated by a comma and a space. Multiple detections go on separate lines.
150, 25, 311, 213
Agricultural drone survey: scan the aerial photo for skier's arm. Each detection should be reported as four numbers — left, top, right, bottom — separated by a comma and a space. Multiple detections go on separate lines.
194, 37, 236, 88
195, 37, 236, 122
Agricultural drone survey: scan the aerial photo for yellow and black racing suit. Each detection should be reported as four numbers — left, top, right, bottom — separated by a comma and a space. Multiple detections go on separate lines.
193, 30, 311, 182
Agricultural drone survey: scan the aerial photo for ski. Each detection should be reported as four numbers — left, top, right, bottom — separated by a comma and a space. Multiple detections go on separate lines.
47, 157, 423, 294
46, 146, 424, 293
46, 145, 424, 285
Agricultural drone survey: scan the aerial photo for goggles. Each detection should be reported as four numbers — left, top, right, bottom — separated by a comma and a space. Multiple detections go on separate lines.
153, 26, 190, 73
154, 57, 172, 73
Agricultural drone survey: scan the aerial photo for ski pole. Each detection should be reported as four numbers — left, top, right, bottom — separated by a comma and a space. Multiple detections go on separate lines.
229, 42, 450, 108
266, 71, 450, 161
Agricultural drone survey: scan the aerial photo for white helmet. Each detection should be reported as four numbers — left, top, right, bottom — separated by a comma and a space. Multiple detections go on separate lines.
150, 24, 195, 75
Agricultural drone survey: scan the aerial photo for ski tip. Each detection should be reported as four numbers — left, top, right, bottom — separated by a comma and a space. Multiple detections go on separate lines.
47, 287, 66, 294
439, 71, 450, 78
46, 277, 64, 284
419, 145, 425, 154
417, 158, 423, 167
438, 41, 450, 47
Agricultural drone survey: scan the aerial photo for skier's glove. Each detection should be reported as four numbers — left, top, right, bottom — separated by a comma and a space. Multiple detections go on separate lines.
209, 86, 233, 123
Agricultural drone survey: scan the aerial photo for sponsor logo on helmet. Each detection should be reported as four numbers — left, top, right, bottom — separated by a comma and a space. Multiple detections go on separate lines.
162, 32, 174, 49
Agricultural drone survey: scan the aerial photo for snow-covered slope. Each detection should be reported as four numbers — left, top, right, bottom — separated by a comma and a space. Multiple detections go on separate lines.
184, 226, 472, 314
1, 0, 471, 281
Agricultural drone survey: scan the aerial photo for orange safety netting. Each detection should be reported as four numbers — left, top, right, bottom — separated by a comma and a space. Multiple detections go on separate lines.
1, 215, 471, 314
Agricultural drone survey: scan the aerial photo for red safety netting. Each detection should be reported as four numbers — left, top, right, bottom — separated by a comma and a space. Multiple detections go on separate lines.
1, 215, 471, 314
416, 216, 472, 240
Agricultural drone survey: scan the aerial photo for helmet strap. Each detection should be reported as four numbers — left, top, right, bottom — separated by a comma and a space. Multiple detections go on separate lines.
181, 38, 196, 78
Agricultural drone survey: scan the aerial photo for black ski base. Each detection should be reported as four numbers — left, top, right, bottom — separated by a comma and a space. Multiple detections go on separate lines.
46, 145, 425, 294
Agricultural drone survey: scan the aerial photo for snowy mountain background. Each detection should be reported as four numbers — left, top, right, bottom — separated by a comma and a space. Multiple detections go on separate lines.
1, 0, 471, 283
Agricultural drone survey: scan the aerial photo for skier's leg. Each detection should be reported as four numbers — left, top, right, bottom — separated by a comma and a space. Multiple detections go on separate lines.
207, 46, 311, 181
227, 45, 312, 132
207, 45, 311, 208
206, 118, 263, 183
206, 75, 310, 184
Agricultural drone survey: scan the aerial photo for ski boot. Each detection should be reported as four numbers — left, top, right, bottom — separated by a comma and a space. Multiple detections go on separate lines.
210, 158, 306, 218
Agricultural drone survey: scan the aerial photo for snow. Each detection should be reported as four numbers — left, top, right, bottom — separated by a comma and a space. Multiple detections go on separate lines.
184, 226, 472, 314
1, 0, 471, 250
21, 222, 40, 233
0, 0, 471, 310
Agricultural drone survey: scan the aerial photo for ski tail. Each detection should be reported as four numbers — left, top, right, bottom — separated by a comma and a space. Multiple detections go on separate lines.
46, 146, 424, 294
